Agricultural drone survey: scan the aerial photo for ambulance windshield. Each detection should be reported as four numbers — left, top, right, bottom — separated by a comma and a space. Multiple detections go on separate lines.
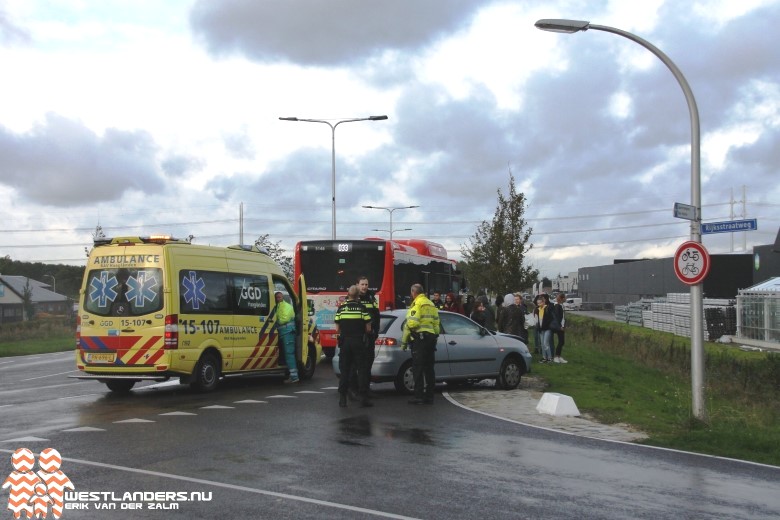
83, 268, 163, 317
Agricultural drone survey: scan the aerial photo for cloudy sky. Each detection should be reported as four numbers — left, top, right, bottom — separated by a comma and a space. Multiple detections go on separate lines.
1, 0, 778, 281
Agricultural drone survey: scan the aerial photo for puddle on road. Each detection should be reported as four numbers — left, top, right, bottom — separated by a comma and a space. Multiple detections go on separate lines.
337, 416, 436, 447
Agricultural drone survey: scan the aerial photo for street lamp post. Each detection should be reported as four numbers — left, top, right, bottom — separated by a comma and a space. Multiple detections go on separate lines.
362, 205, 419, 241
371, 228, 413, 240
280, 115, 388, 239
535, 19, 706, 421
43, 274, 56, 294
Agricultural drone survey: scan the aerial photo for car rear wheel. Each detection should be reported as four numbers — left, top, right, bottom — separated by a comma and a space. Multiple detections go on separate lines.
192, 352, 220, 392
105, 380, 135, 393
394, 360, 414, 394
496, 355, 522, 390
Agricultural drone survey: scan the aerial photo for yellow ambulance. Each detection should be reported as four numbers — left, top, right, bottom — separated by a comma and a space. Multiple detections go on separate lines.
72, 236, 321, 393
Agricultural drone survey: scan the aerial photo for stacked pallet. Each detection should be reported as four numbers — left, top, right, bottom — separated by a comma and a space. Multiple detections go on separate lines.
632, 293, 736, 341
614, 305, 628, 323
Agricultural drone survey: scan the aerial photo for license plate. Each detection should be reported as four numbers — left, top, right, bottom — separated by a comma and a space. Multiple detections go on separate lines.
86, 352, 116, 363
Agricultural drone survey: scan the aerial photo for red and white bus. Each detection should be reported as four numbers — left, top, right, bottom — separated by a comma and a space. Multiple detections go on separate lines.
293, 238, 463, 357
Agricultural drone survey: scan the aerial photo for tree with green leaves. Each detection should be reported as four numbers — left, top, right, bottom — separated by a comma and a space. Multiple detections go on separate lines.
22, 278, 35, 320
254, 234, 293, 279
461, 173, 538, 296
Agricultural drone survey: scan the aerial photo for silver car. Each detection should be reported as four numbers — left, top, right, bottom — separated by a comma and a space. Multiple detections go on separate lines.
333, 310, 532, 394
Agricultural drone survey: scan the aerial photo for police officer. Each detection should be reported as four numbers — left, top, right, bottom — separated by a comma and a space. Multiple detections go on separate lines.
275, 291, 299, 383
335, 285, 373, 408
350, 276, 380, 399
401, 283, 440, 405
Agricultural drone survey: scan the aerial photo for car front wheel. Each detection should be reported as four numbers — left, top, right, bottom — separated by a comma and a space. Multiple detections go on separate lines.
496, 355, 522, 390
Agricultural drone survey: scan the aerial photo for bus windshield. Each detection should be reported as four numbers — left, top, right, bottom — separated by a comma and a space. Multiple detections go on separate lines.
298, 241, 386, 292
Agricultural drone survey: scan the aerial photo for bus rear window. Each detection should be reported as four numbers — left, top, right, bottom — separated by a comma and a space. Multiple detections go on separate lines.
299, 246, 385, 292
83, 268, 163, 317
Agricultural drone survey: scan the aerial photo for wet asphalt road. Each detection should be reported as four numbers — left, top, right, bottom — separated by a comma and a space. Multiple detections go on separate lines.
1, 351, 779, 519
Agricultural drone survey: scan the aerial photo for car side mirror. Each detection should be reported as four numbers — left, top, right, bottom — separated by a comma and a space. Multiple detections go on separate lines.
480, 326, 488, 336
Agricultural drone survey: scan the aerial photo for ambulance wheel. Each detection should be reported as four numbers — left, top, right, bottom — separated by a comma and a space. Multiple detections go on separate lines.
298, 343, 317, 380
192, 353, 220, 392
105, 380, 135, 393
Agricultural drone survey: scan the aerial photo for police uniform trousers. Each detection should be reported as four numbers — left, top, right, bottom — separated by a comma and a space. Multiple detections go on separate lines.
411, 332, 437, 400
338, 336, 369, 397
350, 333, 377, 395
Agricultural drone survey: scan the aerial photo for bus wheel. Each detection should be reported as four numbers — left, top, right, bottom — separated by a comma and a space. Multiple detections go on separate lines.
298, 343, 317, 380
394, 360, 414, 395
192, 353, 220, 392
105, 380, 135, 394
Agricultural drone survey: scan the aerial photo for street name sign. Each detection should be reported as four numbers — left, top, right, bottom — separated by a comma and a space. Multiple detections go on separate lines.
673, 202, 696, 221
701, 219, 757, 235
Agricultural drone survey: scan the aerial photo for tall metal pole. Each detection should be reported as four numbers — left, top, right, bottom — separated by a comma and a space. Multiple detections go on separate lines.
280, 115, 388, 240
362, 205, 419, 241
535, 19, 707, 421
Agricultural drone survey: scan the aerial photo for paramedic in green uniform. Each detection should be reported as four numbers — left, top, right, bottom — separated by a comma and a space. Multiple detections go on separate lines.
275, 291, 298, 383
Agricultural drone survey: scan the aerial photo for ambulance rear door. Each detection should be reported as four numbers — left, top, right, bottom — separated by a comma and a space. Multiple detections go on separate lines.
297, 274, 309, 366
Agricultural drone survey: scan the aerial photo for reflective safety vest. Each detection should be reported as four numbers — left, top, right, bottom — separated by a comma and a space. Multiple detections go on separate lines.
334, 299, 371, 338
402, 294, 440, 345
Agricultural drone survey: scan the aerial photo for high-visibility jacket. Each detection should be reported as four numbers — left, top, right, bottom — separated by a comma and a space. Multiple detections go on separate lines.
334, 299, 371, 338
402, 294, 440, 345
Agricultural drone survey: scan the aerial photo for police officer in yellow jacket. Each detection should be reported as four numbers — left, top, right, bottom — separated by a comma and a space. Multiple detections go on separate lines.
401, 283, 440, 405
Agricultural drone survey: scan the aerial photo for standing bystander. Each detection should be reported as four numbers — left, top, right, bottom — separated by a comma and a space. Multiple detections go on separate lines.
534, 293, 555, 363
553, 293, 568, 363
498, 292, 529, 344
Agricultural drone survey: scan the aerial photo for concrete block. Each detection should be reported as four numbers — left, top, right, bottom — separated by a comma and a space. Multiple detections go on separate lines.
536, 392, 580, 417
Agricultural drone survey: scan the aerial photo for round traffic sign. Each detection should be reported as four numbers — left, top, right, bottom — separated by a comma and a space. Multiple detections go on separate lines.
673, 241, 710, 285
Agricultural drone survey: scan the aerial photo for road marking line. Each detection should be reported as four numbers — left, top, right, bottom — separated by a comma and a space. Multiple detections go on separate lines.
0, 436, 49, 443
22, 370, 80, 382
113, 418, 155, 423
441, 392, 780, 470
57, 393, 100, 400
0, 449, 424, 520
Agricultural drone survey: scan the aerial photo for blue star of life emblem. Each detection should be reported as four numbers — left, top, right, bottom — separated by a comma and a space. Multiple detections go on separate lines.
126, 271, 158, 306
182, 271, 207, 310
89, 271, 118, 308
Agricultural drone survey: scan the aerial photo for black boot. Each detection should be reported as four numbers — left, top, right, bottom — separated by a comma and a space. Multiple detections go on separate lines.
339, 393, 347, 408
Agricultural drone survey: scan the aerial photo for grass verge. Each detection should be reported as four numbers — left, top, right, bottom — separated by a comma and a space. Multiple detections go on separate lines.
531, 314, 780, 466
0, 334, 74, 357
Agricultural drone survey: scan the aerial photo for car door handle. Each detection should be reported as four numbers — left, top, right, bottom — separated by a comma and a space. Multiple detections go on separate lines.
448, 341, 457, 345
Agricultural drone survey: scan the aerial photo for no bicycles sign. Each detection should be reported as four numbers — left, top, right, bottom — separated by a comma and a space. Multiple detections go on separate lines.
673, 241, 711, 285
